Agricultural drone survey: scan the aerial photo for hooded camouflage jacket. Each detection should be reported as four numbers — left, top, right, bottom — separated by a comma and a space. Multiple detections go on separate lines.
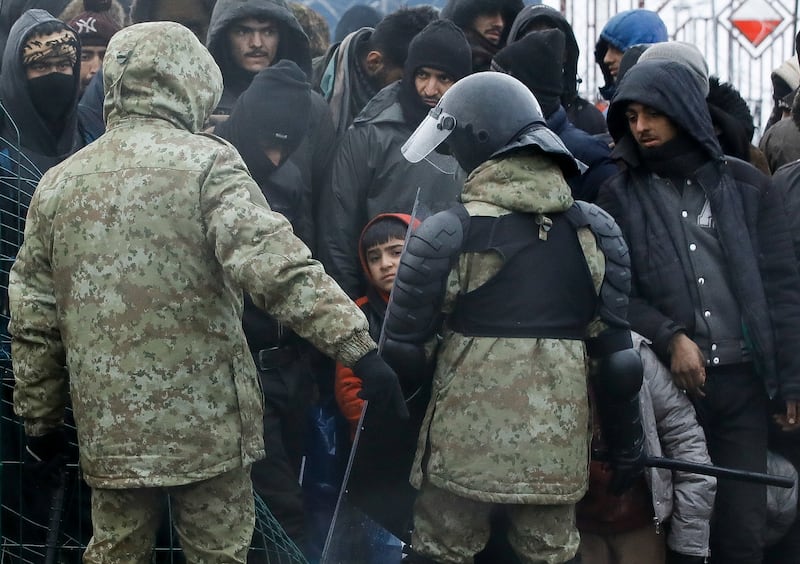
410, 153, 606, 503
9, 22, 374, 489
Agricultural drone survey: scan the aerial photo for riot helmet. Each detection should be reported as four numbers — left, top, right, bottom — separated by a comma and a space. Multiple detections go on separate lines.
402, 72, 579, 175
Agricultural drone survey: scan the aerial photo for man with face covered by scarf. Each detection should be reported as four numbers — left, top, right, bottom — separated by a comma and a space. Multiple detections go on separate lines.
0, 9, 84, 323
0, 8, 88, 555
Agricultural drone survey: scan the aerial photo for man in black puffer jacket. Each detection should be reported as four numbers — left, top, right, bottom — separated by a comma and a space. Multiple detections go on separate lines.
597, 59, 800, 564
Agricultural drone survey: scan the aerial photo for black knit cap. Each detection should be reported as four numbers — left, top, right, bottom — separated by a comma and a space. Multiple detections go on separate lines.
216, 60, 311, 180
404, 19, 472, 81
491, 28, 564, 117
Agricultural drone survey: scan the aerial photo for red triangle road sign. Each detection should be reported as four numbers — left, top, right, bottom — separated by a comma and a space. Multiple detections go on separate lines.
731, 19, 782, 46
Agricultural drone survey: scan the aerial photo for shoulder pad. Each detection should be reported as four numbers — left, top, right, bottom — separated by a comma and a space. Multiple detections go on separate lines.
383, 205, 469, 343
565, 201, 624, 238
405, 205, 470, 259
566, 201, 632, 331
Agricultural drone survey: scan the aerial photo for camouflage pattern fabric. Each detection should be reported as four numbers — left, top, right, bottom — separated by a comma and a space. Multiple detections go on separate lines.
412, 480, 579, 563
84, 466, 254, 563
9, 21, 375, 490
410, 154, 605, 504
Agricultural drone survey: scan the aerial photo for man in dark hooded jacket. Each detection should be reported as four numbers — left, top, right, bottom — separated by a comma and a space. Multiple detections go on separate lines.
316, 19, 470, 298
440, 0, 522, 72
597, 59, 800, 564
0, 9, 86, 322
207, 0, 335, 251
0, 7, 87, 554
0, 0, 72, 68
504, 4, 606, 136
491, 28, 615, 202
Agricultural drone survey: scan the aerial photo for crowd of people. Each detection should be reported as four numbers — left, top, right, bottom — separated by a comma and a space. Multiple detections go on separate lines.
1, 0, 800, 563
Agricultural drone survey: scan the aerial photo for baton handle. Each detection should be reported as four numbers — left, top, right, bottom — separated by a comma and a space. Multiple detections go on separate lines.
645, 456, 795, 489
44, 466, 68, 564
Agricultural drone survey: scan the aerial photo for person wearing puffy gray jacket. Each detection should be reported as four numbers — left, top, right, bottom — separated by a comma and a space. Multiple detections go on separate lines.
636, 332, 715, 562
579, 333, 714, 564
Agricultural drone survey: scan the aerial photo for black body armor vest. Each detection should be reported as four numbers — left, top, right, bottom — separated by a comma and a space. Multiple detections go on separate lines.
448, 212, 597, 339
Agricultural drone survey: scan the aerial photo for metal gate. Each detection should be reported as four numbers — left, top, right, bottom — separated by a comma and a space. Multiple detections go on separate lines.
559, 0, 799, 138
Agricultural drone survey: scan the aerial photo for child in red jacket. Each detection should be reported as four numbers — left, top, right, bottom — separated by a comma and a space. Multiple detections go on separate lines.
335, 213, 415, 438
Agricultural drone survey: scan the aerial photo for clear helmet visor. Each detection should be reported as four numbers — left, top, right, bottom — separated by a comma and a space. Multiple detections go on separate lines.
401, 107, 457, 164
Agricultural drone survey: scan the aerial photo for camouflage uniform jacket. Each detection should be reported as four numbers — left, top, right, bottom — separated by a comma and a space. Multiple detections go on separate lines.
410, 153, 606, 504
9, 22, 375, 489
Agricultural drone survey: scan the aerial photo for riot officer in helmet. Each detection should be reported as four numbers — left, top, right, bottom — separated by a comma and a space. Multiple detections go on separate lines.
381, 72, 646, 563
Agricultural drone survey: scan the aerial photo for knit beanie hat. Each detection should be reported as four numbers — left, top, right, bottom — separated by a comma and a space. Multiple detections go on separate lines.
398, 19, 471, 126
67, 0, 122, 47
491, 28, 564, 117
404, 20, 472, 82
216, 60, 311, 180
639, 41, 709, 96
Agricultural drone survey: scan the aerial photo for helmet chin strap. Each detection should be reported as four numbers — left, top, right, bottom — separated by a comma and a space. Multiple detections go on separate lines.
422, 151, 459, 175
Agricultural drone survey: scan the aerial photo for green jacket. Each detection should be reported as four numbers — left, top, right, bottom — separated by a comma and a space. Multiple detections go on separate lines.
9, 22, 374, 489
411, 153, 606, 504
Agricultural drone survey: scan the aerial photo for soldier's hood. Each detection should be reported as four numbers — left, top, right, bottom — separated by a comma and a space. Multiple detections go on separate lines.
461, 152, 574, 214
206, 0, 312, 77
103, 21, 223, 132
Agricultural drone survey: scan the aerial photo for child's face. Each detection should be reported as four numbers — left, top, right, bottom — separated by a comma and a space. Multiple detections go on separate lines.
365, 237, 405, 294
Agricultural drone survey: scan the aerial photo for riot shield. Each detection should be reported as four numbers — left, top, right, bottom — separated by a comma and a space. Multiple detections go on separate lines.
321, 191, 435, 563
319, 381, 430, 564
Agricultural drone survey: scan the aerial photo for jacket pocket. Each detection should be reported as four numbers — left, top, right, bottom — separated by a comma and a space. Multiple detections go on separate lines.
231, 352, 265, 465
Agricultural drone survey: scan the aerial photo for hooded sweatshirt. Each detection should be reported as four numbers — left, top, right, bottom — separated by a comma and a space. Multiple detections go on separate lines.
0, 0, 72, 69
594, 9, 668, 100
599, 60, 800, 400
0, 10, 85, 294
491, 29, 615, 201
207, 0, 335, 251
440, 0, 523, 72
207, 0, 311, 113
335, 212, 415, 435
505, 4, 607, 135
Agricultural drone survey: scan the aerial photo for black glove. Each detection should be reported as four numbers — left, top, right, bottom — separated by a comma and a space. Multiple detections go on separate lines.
353, 349, 409, 419
381, 338, 432, 395
666, 549, 706, 564
25, 428, 68, 484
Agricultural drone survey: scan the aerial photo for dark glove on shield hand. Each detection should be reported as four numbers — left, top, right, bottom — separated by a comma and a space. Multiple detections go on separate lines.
354, 349, 410, 419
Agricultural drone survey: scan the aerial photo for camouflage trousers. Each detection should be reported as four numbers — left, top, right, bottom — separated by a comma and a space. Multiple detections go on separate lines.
411, 481, 579, 564
84, 466, 254, 564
